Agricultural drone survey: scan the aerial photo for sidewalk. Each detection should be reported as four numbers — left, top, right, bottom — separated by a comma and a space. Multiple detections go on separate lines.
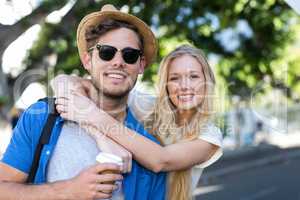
199, 131, 300, 184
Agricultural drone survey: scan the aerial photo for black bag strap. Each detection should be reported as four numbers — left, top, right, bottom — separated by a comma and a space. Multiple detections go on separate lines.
26, 97, 58, 183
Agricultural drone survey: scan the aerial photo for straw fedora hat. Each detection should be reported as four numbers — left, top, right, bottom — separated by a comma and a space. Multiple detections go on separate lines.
77, 4, 157, 67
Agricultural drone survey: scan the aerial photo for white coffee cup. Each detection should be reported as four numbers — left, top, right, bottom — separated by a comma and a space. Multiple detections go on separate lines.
96, 152, 123, 184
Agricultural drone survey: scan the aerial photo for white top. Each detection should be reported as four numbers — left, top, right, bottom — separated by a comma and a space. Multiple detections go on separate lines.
128, 90, 223, 190
191, 124, 223, 190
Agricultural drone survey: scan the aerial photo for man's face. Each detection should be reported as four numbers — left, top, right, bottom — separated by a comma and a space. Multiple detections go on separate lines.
83, 27, 145, 99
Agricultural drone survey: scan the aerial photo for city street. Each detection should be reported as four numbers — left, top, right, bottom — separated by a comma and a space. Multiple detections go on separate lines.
195, 155, 300, 200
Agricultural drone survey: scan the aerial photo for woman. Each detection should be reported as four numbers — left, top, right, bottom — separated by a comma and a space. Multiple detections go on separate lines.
53, 45, 223, 199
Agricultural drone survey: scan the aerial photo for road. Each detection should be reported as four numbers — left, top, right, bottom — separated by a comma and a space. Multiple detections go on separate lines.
195, 156, 300, 200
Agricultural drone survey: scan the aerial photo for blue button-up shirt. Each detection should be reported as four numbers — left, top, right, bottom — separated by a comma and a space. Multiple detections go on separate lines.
2, 101, 166, 200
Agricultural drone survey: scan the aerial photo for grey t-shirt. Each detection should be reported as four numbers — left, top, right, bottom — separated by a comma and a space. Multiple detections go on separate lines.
47, 121, 123, 200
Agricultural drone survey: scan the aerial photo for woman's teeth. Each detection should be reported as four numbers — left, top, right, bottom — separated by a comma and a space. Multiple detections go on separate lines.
178, 95, 193, 101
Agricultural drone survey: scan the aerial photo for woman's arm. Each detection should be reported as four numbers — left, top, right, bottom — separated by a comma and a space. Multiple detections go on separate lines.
55, 90, 220, 173
90, 113, 219, 172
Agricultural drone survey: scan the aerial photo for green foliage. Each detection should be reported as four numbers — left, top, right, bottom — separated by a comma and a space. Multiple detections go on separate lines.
0, 96, 9, 106
23, 0, 300, 100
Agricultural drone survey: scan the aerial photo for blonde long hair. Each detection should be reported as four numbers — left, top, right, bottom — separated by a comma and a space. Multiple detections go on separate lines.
145, 45, 216, 200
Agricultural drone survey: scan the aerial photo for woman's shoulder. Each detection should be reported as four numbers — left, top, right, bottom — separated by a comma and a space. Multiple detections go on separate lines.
198, 122, 223, 147
193, 122, 224, 170
201, 122, 223, 134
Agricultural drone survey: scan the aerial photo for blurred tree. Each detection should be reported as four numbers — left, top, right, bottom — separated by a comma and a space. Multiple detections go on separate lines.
0, 0, 68, 107
2, 0, 300, 105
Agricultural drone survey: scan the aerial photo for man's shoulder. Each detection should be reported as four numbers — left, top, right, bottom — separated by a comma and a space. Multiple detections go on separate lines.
0, 100, 53, 174
14, 100, 52, 138
137, 124, 159, 144
22, 100, 50, 122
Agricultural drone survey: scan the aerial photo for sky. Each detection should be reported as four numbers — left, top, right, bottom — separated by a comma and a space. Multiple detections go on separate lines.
1, 0, 75, 76
285, 0, 300, 14
1, 0, 40, 76
0, 0, 40, 25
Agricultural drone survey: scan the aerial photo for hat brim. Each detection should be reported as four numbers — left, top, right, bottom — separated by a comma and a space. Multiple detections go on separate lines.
77, 10, 157, 67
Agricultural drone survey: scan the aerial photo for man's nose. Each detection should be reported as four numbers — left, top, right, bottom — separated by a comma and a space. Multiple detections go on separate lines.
111, 51, 125, 68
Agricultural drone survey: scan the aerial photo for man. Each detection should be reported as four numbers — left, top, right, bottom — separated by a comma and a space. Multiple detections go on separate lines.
0, 4, 166, 200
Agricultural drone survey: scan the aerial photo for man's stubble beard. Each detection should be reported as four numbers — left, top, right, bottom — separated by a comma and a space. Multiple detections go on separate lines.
91, 76, 138, 100
91, 77, 137, 115
88, 59, 138, 102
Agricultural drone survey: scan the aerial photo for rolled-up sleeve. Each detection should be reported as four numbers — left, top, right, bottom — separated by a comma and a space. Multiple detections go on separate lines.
195, 123, 223, 168
1, 102, 47, 173
2, 110, 33, 173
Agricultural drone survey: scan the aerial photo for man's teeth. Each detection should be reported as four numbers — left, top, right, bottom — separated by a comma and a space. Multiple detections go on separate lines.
107, 74, 125, 79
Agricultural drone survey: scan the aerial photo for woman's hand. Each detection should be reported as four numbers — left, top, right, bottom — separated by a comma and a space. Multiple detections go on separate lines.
101, 138, 132, 173
51, 74, 98, 102
80, 112, 133, 174
80, 124, 132, 173
55, 90, 99, 125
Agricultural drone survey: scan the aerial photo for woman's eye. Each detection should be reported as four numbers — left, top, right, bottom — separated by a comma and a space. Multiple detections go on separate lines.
190, 75, 199, 79
169, 77, 179, 81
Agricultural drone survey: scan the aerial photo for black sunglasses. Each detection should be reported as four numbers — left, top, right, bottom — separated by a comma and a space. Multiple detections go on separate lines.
88, 44, 143, 64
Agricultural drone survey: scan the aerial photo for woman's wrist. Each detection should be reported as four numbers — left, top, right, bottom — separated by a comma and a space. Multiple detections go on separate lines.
89, 108, 113, 131
81, 123, 105, 143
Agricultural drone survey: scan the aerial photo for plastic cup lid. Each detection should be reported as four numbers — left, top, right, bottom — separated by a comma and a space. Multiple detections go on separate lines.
96, 152, 123, 165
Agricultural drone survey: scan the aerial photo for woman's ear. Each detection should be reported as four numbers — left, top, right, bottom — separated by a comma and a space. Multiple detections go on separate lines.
81, 52, 92, 71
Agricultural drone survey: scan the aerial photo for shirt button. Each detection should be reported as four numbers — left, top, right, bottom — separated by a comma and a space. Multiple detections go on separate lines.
46, 150, 51, 155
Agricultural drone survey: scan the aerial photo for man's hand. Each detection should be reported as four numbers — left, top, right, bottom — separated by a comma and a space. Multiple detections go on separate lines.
0, 162, 122, 200
64, 163, 123, 200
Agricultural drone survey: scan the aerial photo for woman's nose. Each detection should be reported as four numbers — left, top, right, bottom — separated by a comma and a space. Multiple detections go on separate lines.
179, 78, 191, 91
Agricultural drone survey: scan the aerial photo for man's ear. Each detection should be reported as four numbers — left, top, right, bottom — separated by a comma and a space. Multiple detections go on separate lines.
139, 56, 146, 74
81, 52, 92, 71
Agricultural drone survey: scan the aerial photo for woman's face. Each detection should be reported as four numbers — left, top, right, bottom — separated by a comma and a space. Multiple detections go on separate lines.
167, 55, 206, 111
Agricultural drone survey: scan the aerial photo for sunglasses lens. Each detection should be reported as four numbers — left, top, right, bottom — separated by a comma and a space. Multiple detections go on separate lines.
98, 45, 116, 61
96, 45, 141, 64
122, 48, 141, 64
